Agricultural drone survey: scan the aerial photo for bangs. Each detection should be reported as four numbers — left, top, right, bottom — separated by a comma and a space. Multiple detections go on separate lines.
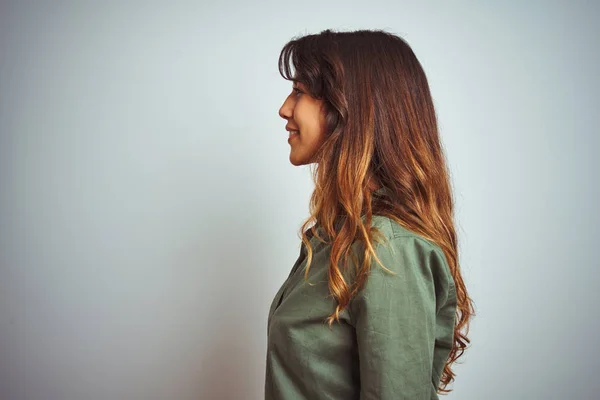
278, 35, 325, 97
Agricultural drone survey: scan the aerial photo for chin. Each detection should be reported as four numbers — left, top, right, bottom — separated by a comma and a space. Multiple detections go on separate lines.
289, 153, 308, 166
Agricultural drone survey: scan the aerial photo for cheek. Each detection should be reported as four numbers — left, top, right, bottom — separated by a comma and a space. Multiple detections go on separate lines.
309, 108, 328, 133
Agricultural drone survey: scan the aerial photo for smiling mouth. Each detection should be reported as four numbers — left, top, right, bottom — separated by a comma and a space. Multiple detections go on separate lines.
288, 132, 300, 143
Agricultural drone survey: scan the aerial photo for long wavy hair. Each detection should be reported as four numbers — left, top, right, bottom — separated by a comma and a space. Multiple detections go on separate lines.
278, 28, 475, 394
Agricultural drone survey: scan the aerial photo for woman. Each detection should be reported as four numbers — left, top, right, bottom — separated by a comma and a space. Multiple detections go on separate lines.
265, 29, 474, 400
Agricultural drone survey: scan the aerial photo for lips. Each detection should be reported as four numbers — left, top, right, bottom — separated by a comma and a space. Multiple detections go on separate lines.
286, 126, 300, 141
288, 131, 300, 143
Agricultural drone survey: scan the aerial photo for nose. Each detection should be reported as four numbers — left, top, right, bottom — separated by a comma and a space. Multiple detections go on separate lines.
279, 95, 293, 120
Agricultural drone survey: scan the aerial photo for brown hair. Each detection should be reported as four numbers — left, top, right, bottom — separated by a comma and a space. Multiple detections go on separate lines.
278, 28, 475, 394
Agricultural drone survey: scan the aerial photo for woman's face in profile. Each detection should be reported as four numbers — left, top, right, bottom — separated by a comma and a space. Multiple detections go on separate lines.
278, 81, 328, 166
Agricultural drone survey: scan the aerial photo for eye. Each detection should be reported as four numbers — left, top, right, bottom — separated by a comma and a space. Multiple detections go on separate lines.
292, 87, 303, 96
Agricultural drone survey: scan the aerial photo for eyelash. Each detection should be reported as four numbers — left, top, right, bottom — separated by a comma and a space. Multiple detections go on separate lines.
293, 87, 303, 95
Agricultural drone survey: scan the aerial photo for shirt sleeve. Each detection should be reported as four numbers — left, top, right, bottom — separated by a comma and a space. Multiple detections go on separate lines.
348, 235, 450, 400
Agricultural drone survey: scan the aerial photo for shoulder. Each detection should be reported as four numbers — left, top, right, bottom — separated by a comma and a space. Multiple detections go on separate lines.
353, 215, 455, 301
368, 215, 444, 255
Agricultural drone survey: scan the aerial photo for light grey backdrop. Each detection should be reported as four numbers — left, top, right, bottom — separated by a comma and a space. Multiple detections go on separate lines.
1, 1, 598, 399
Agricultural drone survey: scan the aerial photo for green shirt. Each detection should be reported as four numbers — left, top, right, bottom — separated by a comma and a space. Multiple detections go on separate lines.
264, 214, 457, 400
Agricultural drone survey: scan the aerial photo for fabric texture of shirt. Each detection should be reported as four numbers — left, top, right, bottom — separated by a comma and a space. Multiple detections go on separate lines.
264, 200, 457, 399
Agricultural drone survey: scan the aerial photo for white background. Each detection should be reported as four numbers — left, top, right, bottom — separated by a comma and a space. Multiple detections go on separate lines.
1, 1, 598, 399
